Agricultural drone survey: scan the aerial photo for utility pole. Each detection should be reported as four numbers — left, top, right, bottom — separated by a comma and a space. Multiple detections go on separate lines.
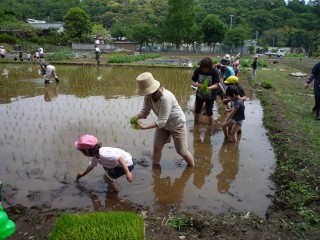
254, 31, 258, 54
229, 15, 234, 29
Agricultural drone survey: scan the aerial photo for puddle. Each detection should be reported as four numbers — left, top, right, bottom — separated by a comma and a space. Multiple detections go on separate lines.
0, 64, 275, 217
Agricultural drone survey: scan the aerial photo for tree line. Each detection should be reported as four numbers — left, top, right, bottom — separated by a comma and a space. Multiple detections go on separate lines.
0, 0, 319, 54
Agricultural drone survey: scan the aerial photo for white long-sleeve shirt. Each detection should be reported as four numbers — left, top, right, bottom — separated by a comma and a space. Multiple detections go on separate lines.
141, 88, 185, 131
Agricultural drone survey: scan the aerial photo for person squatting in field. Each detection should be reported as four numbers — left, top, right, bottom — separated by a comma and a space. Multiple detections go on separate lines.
75, 135, 135, 192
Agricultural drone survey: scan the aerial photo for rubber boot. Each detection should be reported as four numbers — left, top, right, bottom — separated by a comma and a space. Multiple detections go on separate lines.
55, 77, 59, 83
44, 79, 49, 84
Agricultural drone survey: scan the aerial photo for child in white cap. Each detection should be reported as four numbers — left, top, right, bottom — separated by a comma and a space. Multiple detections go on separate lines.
75, 134, 135, 192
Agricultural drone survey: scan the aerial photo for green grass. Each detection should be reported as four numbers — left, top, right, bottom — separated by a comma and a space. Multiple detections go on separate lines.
49, 211, 144, 240
245, 59, 320, 236
166, 217, 191, 230
261, 80, 272, 89
108, 53, 160, 63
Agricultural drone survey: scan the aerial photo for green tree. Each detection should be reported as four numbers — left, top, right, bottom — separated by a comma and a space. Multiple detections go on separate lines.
224, 25, 250, 48
184, 25, 203, 52
129, 23, 158, 51
163, 0, 196, 47
262, 28, 288, 47
92, 24, 108, 38
109, 24, 129, 40
201, 14, 227, 53
63, 7, 92, 41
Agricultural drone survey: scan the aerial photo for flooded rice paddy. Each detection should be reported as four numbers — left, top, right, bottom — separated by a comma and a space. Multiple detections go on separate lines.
0, 64, 275, 217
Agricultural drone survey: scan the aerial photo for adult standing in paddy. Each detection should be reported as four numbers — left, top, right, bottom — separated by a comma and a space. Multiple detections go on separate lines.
131, 72, 195, 167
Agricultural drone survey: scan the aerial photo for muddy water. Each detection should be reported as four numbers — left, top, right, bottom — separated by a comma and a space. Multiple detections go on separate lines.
0, 64, 275, 217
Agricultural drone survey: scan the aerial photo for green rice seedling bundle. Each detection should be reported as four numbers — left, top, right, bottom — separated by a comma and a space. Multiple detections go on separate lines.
199, 79, 211, 95
49, 211, 144, 240
130, 117, 139, 129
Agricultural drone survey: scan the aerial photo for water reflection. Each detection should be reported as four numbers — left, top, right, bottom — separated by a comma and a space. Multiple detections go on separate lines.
216, 142, 240, 193
97, 66, 102, 81
152, 165, 192, 211
90, 193, 137, 211
1, 67, 9, 78
44, 84, 58, 102
192, 126, 214, 189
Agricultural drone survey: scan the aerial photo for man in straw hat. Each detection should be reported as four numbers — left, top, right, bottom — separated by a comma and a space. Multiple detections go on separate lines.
131, 72, 195, 167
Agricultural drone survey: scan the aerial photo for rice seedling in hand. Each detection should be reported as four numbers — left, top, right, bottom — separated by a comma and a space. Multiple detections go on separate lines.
199, 79, 211, 95
130, 117, 140, 129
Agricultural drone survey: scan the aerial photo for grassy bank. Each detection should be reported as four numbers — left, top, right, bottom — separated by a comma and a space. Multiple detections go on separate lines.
246, 59, 320, 237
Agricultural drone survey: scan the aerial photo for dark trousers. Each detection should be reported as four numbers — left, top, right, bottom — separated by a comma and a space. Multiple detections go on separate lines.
314, 95, 320, 116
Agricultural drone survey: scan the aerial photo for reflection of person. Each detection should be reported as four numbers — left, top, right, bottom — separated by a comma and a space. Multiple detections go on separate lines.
75, 135, 136, 193
1, 67, 9, 78
192, 126, 213, 189
216, 142, 239, 193
304, 61, 320, 120
152, 165, 192, 211
222, 86, 245, 143
90, 193, 136, 211
132, 72, 195, 167
191, 58, 219, 125
95, 45, 101, 64
40, 61, 59, 84
44, 84, 58, 102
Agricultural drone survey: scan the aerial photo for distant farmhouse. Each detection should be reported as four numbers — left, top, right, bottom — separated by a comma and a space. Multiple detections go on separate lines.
27, 18, 64, 32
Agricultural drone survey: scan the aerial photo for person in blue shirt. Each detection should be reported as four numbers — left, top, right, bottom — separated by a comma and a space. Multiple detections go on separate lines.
220, 65, 235, 81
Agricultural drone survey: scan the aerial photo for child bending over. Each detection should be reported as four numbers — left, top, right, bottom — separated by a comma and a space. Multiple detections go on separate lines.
75, 134, 135, 192
222, 86, 245, 143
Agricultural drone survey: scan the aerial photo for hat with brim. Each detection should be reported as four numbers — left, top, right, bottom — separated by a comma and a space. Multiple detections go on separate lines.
224, 76, 239, 84
74, 134, 98, 150
223, 54, 230, 60
136, 72, 160, 96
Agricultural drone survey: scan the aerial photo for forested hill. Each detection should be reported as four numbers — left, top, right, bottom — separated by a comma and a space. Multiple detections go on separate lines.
0, 0, 320, 49
1, 0, 319, 30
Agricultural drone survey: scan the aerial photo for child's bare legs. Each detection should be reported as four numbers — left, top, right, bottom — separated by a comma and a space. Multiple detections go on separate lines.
229, 124, 242, 143
222, 121, 231, 139
103, 175, 119, 192
207, 115, 214, 125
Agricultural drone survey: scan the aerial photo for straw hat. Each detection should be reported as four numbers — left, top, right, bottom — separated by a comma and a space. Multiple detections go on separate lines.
136, 72, 160, 96
223, 54, 230, 60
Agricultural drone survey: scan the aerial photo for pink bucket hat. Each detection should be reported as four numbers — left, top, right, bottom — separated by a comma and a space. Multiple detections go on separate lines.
74, 135, 98, 150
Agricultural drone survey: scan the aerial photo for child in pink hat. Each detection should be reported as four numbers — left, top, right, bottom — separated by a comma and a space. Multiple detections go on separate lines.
75, 134, 135, 192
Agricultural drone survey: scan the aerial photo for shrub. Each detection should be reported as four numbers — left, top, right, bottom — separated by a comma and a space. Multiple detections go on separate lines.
50, 211, 144, 240
0, 34, 16, 44
258, 59, 268, 67
108, 53, 160, 63
286, 53, 306, 58
240, 59, 250, 68
261, 80, 272, 89
45, 48, 74, 61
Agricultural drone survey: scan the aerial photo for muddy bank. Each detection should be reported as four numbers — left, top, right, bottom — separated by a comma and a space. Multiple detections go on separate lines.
5, 203, 294, 240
